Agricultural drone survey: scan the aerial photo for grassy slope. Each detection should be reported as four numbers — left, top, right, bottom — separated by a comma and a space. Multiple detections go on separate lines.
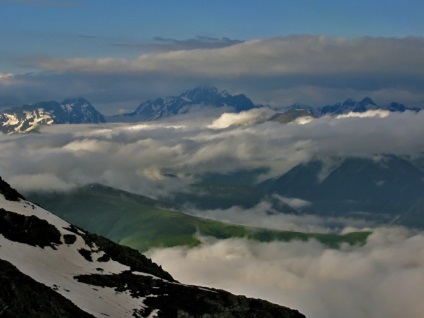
27, 184, 370, 252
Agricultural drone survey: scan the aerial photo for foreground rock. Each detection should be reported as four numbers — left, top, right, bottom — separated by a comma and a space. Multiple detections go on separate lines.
0, 177, 304, 318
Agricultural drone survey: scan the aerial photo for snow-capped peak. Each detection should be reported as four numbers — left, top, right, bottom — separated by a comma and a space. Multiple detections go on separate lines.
0, 98, 105, 134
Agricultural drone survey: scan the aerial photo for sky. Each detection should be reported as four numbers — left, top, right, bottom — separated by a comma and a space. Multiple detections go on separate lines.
1, 0, 424, 112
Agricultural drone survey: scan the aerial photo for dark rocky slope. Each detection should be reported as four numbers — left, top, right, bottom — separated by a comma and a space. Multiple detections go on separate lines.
0, 176, 305, 318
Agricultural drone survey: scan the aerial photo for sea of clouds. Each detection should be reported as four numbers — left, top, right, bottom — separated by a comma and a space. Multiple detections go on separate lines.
1, 109, 423, 197
148, 227, 424, 318
1, 109, 424, 318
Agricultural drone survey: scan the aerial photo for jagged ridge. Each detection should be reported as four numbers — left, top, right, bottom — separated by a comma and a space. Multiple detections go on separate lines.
112, 86, 257, 121
1, 88, 420, 134
0, 98, 105, 134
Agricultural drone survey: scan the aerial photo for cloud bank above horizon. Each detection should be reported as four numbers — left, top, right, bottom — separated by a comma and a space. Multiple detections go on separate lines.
1, 36, 424, 113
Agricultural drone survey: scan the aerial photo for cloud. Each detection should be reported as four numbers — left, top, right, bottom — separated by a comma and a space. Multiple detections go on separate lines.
0, 73, 13, 80
208, 108, 271, 129
184, 198, 371, 233
274, 195, 312, 209
147, 227, 424, 318
4, 35, 424, 113
335, 109, 391, 119
0, 110, 424, 196
9, 173, 74, 192
113, 36, 244, 52
25, 36, 424, 77
0, 73, 21, 89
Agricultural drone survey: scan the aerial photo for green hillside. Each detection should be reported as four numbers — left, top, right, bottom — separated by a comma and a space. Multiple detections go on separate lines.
27, 184, 370, 252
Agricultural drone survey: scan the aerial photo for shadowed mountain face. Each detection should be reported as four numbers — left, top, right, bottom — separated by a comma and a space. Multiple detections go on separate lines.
276, 97, 420, 118
0, 259, 95, 318
112, 86, 257, 121
259, 155, 424, 227
269, 109, 315, 124
316, 97, 419, 115
319, 97, 378, 115
0, 176, 24, 201
0, 176, 305, 318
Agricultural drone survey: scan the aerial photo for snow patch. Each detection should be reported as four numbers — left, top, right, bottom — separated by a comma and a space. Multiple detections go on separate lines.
0, 194, 149, 317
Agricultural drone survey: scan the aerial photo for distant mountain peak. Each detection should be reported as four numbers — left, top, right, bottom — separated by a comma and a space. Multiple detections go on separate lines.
61, 97, 91, 105
342, 98, 357, 106
339, 97, 375, 107
320, 97, 384, 115
113, 86, 257, 121
360, 97, 376, 105
180, 86, 232, 102
0, 98, 105, 134
387, 102, 420, 113
282, 97, 419, 117
183, 86, 218, 95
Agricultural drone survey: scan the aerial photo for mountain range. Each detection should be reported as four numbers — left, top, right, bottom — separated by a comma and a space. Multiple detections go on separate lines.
111, 86, 257, 122
158, 154, 424, 229
0, 87, 420, 134
0, 176, 304, 317
141, 154, 424, 229
0, 98, 105, 134
41, 154, 422, 231
318, 97, 419, 116
257, 155, 424, 227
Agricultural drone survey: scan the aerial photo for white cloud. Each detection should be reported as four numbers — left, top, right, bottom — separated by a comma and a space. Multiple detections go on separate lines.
185, 199, 372, 233
147, 227, 424, 318
208, 108, 271, 129
0, 73, 17, 87
293, 116, 315, 125
336, 109, 391, 119
0, 110, 423, 196
0, 73, 13, 79
9, 173, 75, 192
274, 195, 312, 209
27, 36, 424, 79
4, 35, 423, 113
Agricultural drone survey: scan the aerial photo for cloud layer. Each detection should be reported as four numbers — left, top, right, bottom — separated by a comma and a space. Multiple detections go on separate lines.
0, 91, 423, 318
0, 109, 423, 197
148, 227, 424, 318
113, 36, 243, 52
185, 198, 372, 234
26, 36, 424, 78
2, 36, 424, 112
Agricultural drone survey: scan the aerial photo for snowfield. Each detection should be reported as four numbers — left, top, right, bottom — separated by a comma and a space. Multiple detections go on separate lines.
0, 194, 148, 317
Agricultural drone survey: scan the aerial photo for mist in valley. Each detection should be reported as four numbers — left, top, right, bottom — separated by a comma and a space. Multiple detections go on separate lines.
1, 108, 424, 317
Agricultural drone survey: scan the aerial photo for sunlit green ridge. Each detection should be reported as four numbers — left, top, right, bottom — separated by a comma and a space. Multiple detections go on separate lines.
28, 184, 370, 252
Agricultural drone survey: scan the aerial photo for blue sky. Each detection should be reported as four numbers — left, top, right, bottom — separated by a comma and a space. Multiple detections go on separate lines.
2, 0, 423, 66
1, 0, 424, 112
